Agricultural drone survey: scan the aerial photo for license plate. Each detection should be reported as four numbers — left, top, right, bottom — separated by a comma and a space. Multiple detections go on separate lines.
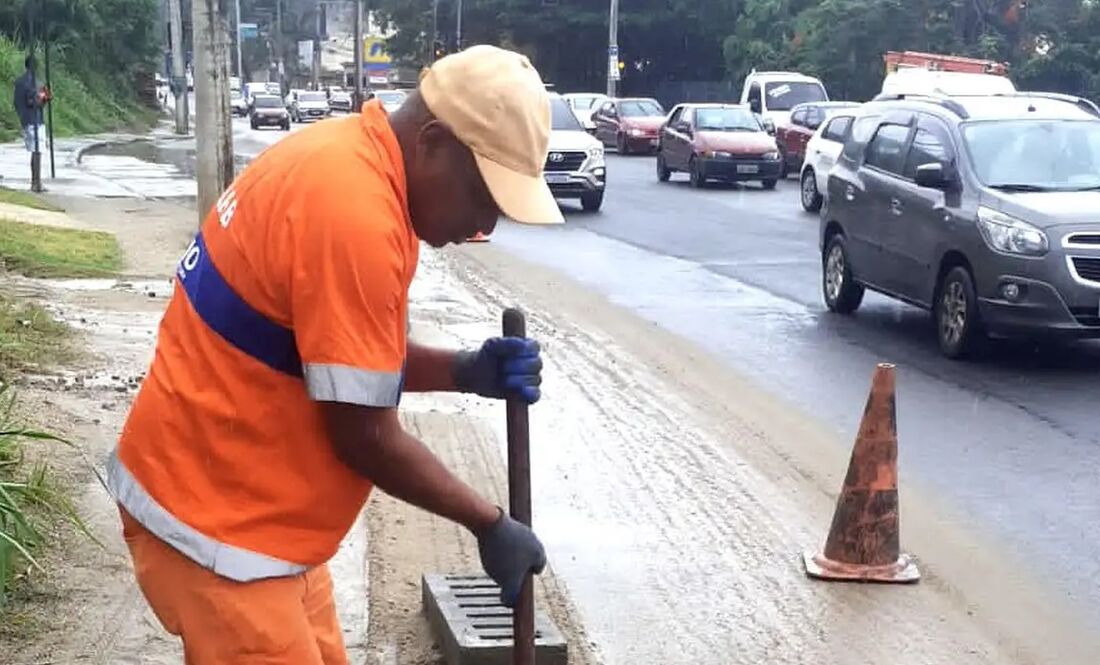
544, 173, 570, 184
737, 164, 759, 174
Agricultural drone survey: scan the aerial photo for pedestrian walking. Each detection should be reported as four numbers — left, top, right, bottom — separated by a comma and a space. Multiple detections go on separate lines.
106, 44, 562, 664
12, 55, 49, 191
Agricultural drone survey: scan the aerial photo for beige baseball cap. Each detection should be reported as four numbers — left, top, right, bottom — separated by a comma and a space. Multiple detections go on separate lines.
419, 45, 564, 225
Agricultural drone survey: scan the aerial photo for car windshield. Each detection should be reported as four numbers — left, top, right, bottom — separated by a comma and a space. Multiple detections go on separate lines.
695, 108, 760, 132
569, 95, 604, 110
620, 100, 663, 117
963, 120, 1100, 191
551, 97, 583, 131
300, 92, 326, 102
376, 91, 406, 103
764, 81, 827, 111
253, 96, 282, 108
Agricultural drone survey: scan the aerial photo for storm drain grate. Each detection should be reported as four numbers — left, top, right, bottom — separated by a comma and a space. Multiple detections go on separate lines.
422, 574, 568, 665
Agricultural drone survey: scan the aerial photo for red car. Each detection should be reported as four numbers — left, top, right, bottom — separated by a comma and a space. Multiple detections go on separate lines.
656, 103, 783, 189
775, 101, 860, 177
592, 97, 666, 154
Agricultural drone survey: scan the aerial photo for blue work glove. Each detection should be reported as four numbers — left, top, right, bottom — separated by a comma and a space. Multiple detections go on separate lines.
453, 337, 542, 404
476, 509, 547, 607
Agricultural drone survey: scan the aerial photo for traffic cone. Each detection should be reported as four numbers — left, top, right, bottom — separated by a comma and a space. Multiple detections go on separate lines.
802, 363, 920, 583
466, 232, 489, 243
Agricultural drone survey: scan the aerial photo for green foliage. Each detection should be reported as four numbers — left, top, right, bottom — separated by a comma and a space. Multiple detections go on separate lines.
375, 0, 1100, 103
0, 218, 123, 279
0, 37, 156, 143
0, 383, 94, 608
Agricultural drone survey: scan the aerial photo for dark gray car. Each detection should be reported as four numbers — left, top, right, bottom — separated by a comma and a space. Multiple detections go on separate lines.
820, 92, 1100, 358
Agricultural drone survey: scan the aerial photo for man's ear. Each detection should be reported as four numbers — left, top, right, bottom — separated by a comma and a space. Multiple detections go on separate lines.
416, 120, 455, 161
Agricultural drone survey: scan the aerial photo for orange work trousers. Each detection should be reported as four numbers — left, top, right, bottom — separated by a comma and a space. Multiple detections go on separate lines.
120, 508, 349, 665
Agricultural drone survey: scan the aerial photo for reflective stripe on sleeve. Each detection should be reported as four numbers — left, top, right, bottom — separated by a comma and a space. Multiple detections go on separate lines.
303, 363, 403, 407
106, 450, 310, 582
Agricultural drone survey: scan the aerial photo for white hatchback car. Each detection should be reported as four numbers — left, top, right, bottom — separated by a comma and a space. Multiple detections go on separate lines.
798, 111, 857, 212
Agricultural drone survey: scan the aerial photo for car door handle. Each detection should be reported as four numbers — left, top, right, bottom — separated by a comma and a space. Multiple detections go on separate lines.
845, 185, 855, 201
890, 198, 903, 216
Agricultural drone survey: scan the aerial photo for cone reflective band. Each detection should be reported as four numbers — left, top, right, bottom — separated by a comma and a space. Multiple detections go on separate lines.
803, 363, 920, 583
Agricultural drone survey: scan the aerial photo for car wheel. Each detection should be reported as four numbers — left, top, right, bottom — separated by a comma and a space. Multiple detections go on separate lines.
282, 121, 290, 131
616, 133, 628, 155
801, 168, 823, 212
689, 157, 705, 188
822, 234, 865, 314
250, 120, 257, 130
762, 179, 778, 190
656, 153, 671, 182
581, 190, 604, 212
935, 266, 986, 359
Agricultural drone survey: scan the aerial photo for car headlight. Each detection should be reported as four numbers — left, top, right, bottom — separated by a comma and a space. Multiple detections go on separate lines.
629, 127, 643, 137
587, 146, 605, 163
763, 151, 780, 161
976, 207, 1048, 256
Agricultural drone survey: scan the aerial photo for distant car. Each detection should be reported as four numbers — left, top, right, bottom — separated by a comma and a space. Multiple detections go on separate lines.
562, 93, 608, 134
776, 101, 861, 177
741, 71, 829, 132
656, 103, 783, 189
328, 87, 353, 112
821, 92, 1100, 358
544, 93, 606, 212
370, 89, 408, 113
288, 90, 331, 123
230, 89, 249, 117
799, 110, 857, 212
592, 97, 666, 154
250, 94, 290, 131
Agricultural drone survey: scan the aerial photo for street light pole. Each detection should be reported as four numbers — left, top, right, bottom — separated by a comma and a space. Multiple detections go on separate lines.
607, 0, 619, 98
235, 0, 244, 79
456, 0, 462, 50
354, 0, 363, 109
431, 0, 438, 62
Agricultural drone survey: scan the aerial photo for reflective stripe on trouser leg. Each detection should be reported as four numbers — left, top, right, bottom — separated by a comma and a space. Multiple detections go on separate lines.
106, 449, 310, 582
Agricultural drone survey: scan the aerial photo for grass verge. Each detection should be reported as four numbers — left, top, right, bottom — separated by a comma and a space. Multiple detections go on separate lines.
0, 188, 63, 214
0, 383, 93, 611
0, 219, 121, 278
0, 297, 72, 379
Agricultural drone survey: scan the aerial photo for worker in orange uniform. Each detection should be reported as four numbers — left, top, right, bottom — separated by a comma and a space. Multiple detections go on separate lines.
106, 45, 563, 664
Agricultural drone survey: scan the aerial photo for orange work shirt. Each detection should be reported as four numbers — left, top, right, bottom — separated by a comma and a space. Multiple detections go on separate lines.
107, 101, 419, 581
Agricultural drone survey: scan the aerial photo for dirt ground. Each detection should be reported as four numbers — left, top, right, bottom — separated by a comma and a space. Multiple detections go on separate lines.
1, 194, 1099, 664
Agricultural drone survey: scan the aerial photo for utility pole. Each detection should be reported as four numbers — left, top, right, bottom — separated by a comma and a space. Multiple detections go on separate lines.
606, 0, 619, 98
168, 0, 189, 134
234, 0, 244, 79
456, 0, 462, 50
313, 3, 322, 89
430, 0, 438, 63
353, 0, 363, 109
192, 0, 236, 223
275, 0, 284, 90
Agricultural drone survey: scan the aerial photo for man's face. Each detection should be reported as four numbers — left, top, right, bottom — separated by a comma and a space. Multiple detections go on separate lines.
407, 122, 501, 247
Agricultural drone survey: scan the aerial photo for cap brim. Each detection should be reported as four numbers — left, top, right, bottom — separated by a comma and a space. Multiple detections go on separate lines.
474, 153, 564, 225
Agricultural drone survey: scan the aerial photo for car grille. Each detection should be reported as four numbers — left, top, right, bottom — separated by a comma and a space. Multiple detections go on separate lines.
544, 151, 586, 172
1069, 308, 1100, 327
1065, 233, 1100, 247
1070, 257, 1100, 283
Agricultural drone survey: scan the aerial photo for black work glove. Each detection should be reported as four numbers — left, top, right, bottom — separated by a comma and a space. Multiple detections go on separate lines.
476, 508, 547, 607
453, 337, 542, 403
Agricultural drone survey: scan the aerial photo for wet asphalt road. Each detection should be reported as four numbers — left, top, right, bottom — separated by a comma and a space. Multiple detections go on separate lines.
487, 152, 1100, 626
81, 121, 1100, 628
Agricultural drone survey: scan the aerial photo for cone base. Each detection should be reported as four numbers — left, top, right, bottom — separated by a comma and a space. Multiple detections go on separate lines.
802, 551, 920, 583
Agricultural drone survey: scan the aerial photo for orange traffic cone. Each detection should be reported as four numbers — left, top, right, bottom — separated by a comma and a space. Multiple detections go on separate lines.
467, 232, 489, 243
803, 363, 920, 583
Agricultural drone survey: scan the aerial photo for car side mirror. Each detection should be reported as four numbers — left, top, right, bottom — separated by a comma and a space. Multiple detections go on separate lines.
750, 99, 761, 114
674, 121, 692, 135
915, 162, 954, 189
762, 118, 776, 135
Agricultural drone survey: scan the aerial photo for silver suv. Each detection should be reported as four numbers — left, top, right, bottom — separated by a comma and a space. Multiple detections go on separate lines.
820, 92, 1100, 358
